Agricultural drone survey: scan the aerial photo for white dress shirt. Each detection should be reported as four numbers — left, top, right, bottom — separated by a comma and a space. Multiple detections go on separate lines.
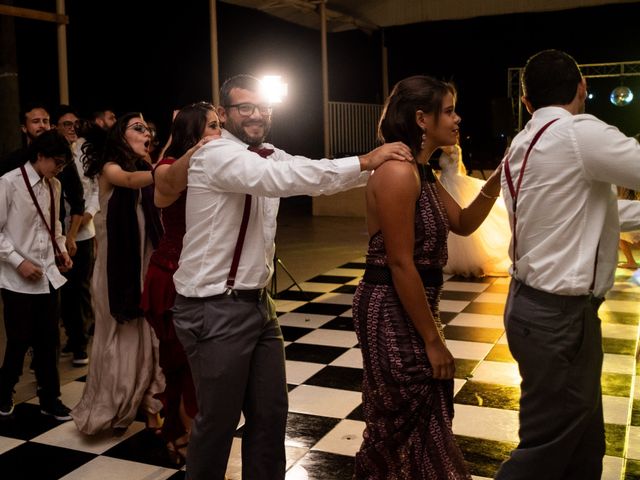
64, 139, 99, 241
174, 129, 368, 298
0, 162, 67, 293
501, 106, 640, 297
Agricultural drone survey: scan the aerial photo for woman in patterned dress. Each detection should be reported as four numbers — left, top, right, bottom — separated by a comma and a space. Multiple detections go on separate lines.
352, 76, 502, 479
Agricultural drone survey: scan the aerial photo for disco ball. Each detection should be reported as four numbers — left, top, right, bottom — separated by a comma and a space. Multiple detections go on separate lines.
610, 86, 634, 106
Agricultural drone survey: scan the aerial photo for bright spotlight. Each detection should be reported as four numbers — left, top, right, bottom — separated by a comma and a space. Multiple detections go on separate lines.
261, 75, 288, 104
587, 93, 594, 100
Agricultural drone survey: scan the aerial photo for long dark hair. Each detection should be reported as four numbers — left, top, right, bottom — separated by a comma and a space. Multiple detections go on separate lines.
378, 75, 456, 156
165, 102, 215, 159
83, 112, 149, 178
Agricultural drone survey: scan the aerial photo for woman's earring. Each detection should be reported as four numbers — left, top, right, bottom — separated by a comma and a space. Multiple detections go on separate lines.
420, 131, 427, 150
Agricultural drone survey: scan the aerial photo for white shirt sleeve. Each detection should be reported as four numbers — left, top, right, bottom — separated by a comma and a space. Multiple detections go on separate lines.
618, 199, 640, 232
0, 178, 24, 268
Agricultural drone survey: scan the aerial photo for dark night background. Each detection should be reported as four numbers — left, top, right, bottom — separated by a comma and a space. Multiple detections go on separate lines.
8, 0, 640, 165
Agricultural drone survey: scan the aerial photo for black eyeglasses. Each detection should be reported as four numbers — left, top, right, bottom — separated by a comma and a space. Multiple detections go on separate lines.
61, 120, 81, 129
126, 123, 153, 135
224, 103, 273, 116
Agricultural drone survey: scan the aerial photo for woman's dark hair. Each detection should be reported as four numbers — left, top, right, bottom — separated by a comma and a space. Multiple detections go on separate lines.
26, 130, 72, 165
83, 112, 148, 178
522, 49, 583, 110
165, 102, 216, 159
378, 75, 456, 156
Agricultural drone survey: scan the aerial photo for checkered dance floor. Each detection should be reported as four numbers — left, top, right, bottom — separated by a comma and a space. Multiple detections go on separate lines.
1, 259, 639, 479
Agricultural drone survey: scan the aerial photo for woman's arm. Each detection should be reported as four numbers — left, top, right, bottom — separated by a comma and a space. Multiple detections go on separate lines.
369, 161, 455, 379
154, 135, 219, 208
101, 162, 153, 189
438, 163, 502, 236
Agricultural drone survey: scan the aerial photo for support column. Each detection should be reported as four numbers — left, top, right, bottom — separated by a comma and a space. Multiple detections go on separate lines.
56, 0, 68, 104
209, 0, 220, 105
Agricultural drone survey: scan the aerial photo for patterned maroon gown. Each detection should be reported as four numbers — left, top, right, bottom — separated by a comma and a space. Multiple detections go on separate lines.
352, 169, 471, 479
140, 157, 197, 443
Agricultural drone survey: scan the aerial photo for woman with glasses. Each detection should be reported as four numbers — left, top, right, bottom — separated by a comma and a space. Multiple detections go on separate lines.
72, 113, 165, 435
140, 102, 220, 465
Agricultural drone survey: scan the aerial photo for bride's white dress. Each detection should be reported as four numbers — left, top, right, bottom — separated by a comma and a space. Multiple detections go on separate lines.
438, 148, 511, 277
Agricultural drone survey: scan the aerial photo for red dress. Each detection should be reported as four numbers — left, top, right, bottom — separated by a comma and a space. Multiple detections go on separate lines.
141, 157, 197, 442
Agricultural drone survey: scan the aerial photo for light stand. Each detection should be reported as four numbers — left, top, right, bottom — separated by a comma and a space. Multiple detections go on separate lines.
270, 254, 309, 300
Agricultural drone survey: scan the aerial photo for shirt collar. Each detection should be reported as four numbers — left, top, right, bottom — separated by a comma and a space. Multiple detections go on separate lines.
22, 161, 43, 187
531, 106, 572, 121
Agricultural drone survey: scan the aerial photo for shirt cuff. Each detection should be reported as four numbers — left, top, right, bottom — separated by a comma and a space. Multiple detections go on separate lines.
7, 251, 24, 269
335, 156, 362, 177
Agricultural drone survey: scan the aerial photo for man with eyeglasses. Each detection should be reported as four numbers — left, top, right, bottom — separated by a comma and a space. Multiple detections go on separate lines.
52, 105, 97, 368
90, 109, 117, 131
0, 130, 74, 421
172, 74, 412, 480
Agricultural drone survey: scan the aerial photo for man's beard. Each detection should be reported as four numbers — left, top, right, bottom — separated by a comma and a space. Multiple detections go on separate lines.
227, 118, 271, 147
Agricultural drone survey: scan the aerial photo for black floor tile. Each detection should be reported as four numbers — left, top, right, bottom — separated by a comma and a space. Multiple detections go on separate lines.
286, 412, 341, 448
600, 311, 640, 325
346, 404, 364, 421
305, 366, 363, 391
447, 275, 495, 284
293, 302, 352, 316
0, 442, 96, 479
103, 428, 181, 469
292, 450, 355, 480
339, 262, 366, 269
441, 290, 481, 301
606, 423, 626, 457
462, 302, 505, 316
625, 458, 640, 479
606, 290, 640, 301
602, 337, 637, 355
444, 325, 504, 343
332, 284, 358, 294
439, 311, 458, 325
456, 435, 515, 478
320, 316, 355, 331
285, 343, 348, 364
0, 403, 68, 440
274, 290, 321, 301
455, 381, 520, 411
455, 359, 480, 379
307, 275, 357, 284
602, 372, 632, 397
281, 325, 315, 342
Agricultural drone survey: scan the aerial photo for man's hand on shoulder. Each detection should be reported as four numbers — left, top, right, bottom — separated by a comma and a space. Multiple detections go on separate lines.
358, 142, 413, 171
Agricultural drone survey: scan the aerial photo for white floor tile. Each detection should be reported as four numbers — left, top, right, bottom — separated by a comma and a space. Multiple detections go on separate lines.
32, 420, 145, 454
312, 419, 365, 457
442, 281, 490, 292
452, 404, 520, 443
602, 394, 630, 425
602, 455, 623, 480
26, 379, 86, 408
602, 353, 635, 374
346, 278, 362, 286
341, 308, 353, 318
323, 268, 364, 277
440, 299, 471, 313
59, 456, 177, 480
492, 277, 512, 286
299, 282, 343, 293
286, 360, 327, 385
226, 437, 308, 479
311, 292, 354, 305
475, 292, 508, 304
627, 425, 640, 460
288, 385, 362, 418
330, 348, 363, 369
601, 322, 639, 340
497, 333, 509, 344
448, 313, 505, 329
470, 361, 521, 386
446, 339, 494, 361
275, 300, 307, 312
454, 378, 467, 396
600, 300, 640, 314
296, 329, 358, 348
0, 435, 24, 455
277, 312, 335, 329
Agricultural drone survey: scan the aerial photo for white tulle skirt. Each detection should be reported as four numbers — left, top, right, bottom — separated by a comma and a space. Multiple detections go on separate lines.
439, 172, 511, 277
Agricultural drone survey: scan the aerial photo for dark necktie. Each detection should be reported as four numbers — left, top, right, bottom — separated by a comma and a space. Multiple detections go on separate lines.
248, 145, 275, 158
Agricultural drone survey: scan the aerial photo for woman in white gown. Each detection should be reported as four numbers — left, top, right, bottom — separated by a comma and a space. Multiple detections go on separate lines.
437, 144, 511, 277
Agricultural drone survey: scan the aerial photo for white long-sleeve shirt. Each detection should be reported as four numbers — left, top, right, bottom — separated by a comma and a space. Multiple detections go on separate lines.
64, 138, 99, 241
174, 129, 368, 298
0, 162, 67, 293
501, 106, 640, 297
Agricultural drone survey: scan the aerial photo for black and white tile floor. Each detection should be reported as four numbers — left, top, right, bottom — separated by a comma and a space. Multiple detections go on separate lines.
1, 259, 639, 479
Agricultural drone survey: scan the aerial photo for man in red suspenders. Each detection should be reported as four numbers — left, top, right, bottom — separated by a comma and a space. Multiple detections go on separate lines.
496, 50, 640, 479
0, 130, 74, 421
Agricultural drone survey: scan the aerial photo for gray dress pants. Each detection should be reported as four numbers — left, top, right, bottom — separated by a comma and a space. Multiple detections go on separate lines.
173, 291, 288, 480
495, 280, 605, 480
